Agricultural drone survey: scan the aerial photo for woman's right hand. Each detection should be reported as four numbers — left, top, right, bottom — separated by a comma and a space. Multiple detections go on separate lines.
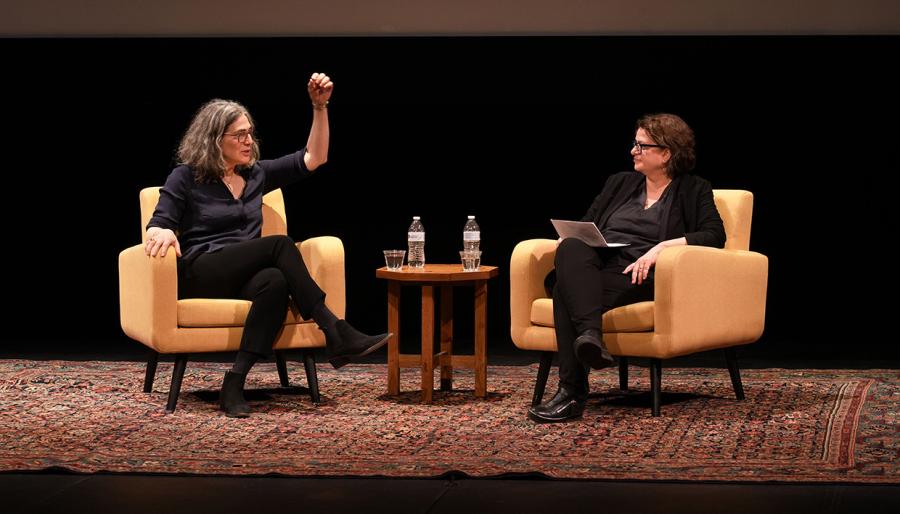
145, 227, 182, 258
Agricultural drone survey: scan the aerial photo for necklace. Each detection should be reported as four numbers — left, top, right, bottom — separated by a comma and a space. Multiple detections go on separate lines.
222, 174, 236, 193
644, 178, 672, 209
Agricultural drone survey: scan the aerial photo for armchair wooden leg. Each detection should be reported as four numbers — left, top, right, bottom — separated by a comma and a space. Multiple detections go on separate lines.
649, 358, 662, 417
143, 351, 159, 393
165, 354, 188, 414
618, 357, 629, 391
724, 348, 745, 400
302, 350, 321, 404
532, 352, 554, 406
275, 352, 290, 388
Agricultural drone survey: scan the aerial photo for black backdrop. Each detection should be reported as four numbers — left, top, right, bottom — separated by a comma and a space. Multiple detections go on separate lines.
5, 36, 898, 359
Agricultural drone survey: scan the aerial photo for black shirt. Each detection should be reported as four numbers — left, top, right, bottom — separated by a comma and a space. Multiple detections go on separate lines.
598, 180, 674, 274
147, 149, 311, 262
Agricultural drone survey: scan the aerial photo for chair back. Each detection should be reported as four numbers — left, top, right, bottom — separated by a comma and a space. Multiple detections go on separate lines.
139, 187, 287, 242
712, 190, 753, 251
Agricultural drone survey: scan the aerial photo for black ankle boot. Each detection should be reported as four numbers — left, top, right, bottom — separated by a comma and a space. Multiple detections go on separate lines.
574, 329, 615, 370
324, 320, 391, 369
219, 371, 250, 418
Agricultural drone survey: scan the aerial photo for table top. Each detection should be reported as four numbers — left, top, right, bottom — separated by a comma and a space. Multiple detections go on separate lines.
376, 264, 499, 282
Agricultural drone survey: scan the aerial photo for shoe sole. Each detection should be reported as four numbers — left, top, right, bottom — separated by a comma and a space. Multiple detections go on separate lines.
329, 333, 393, 369
527, 408, 584, 424
575, 340, 616, 370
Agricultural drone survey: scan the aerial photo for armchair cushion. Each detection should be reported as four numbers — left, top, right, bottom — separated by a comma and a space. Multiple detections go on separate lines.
176, 299, 310, 328
530, 299, 655, 333
604, 301, 655, 333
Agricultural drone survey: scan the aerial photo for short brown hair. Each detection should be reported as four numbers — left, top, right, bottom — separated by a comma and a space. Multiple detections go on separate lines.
637, 113, 695, 177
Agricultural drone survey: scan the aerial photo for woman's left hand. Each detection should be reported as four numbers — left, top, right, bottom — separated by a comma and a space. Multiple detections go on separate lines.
308, 72, 333, 105
623, 245, 663, 285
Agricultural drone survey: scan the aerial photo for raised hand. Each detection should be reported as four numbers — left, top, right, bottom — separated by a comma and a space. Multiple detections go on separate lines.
308, 72, 333, 106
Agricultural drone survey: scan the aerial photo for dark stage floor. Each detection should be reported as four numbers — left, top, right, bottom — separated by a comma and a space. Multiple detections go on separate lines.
3, 472, 899, 514
2, 340, 897, 514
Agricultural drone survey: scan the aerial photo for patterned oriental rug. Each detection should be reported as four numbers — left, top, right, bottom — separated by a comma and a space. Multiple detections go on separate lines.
0, 360, 896, 483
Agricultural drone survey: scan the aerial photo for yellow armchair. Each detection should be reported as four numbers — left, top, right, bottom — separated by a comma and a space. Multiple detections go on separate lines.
119, 187, 346, 412
510, 190, 768, 416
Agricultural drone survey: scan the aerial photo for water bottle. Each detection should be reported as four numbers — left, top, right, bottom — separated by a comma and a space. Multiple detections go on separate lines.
407, 216, 425, 268
463, 215, 480, 251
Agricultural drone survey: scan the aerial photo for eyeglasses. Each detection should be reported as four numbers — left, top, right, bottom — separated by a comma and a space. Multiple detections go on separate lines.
223, 129, 256, 144
632, 140, 666, 154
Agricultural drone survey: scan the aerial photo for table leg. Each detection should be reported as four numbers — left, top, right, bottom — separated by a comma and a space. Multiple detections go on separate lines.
421, 285, 435, 403
474, 281, 488, 397
387, 281, 401, 395
440, 286, 453, 391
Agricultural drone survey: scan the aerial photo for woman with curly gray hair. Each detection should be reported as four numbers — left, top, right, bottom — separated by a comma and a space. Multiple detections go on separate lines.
145, 73, 389, 418
529, 113, 726, 423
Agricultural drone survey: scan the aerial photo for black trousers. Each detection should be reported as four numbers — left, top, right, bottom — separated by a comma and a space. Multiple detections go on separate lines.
178, 235, 326, 356
551, 238, 654, 394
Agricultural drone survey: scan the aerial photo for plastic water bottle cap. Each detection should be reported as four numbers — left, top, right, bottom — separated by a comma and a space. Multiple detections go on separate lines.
413, 216, 420, 220
468, 215, 475, 219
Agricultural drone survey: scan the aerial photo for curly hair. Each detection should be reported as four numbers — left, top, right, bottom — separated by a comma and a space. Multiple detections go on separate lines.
636, 113, 695, 177
177, 99, 260, 183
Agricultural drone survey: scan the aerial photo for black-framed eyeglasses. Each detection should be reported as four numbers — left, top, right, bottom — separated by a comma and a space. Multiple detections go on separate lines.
224, 129, 256, 144
632, 140, 666, 154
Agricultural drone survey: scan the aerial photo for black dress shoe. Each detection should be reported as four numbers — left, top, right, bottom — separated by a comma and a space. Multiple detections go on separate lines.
528, 386, 587, 423
324, 320, 391, 369
574, 329, 615, 370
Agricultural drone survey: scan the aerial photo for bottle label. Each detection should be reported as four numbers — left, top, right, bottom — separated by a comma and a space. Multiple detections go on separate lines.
463, 231, 481, 241
407, 232, 425, 242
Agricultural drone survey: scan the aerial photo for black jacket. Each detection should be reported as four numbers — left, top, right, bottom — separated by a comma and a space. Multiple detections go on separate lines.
580, 171, 726, 248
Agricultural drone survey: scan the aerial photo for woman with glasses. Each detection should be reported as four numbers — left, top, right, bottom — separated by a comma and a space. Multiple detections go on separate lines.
144, 73, 390, 418
529, 113, 725, 423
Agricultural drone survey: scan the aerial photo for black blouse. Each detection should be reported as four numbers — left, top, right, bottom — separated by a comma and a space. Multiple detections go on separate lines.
599, 180, 674, 273
147, 149, 311, 262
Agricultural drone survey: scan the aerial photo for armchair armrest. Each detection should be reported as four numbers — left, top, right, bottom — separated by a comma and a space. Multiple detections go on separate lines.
653, 245, 769, 356
298, 236, 346, 319
510, 239, 557, 345
118, 245, 178, 350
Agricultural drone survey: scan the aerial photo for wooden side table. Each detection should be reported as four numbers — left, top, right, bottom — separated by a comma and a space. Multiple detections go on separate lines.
375, 264, 499, 403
